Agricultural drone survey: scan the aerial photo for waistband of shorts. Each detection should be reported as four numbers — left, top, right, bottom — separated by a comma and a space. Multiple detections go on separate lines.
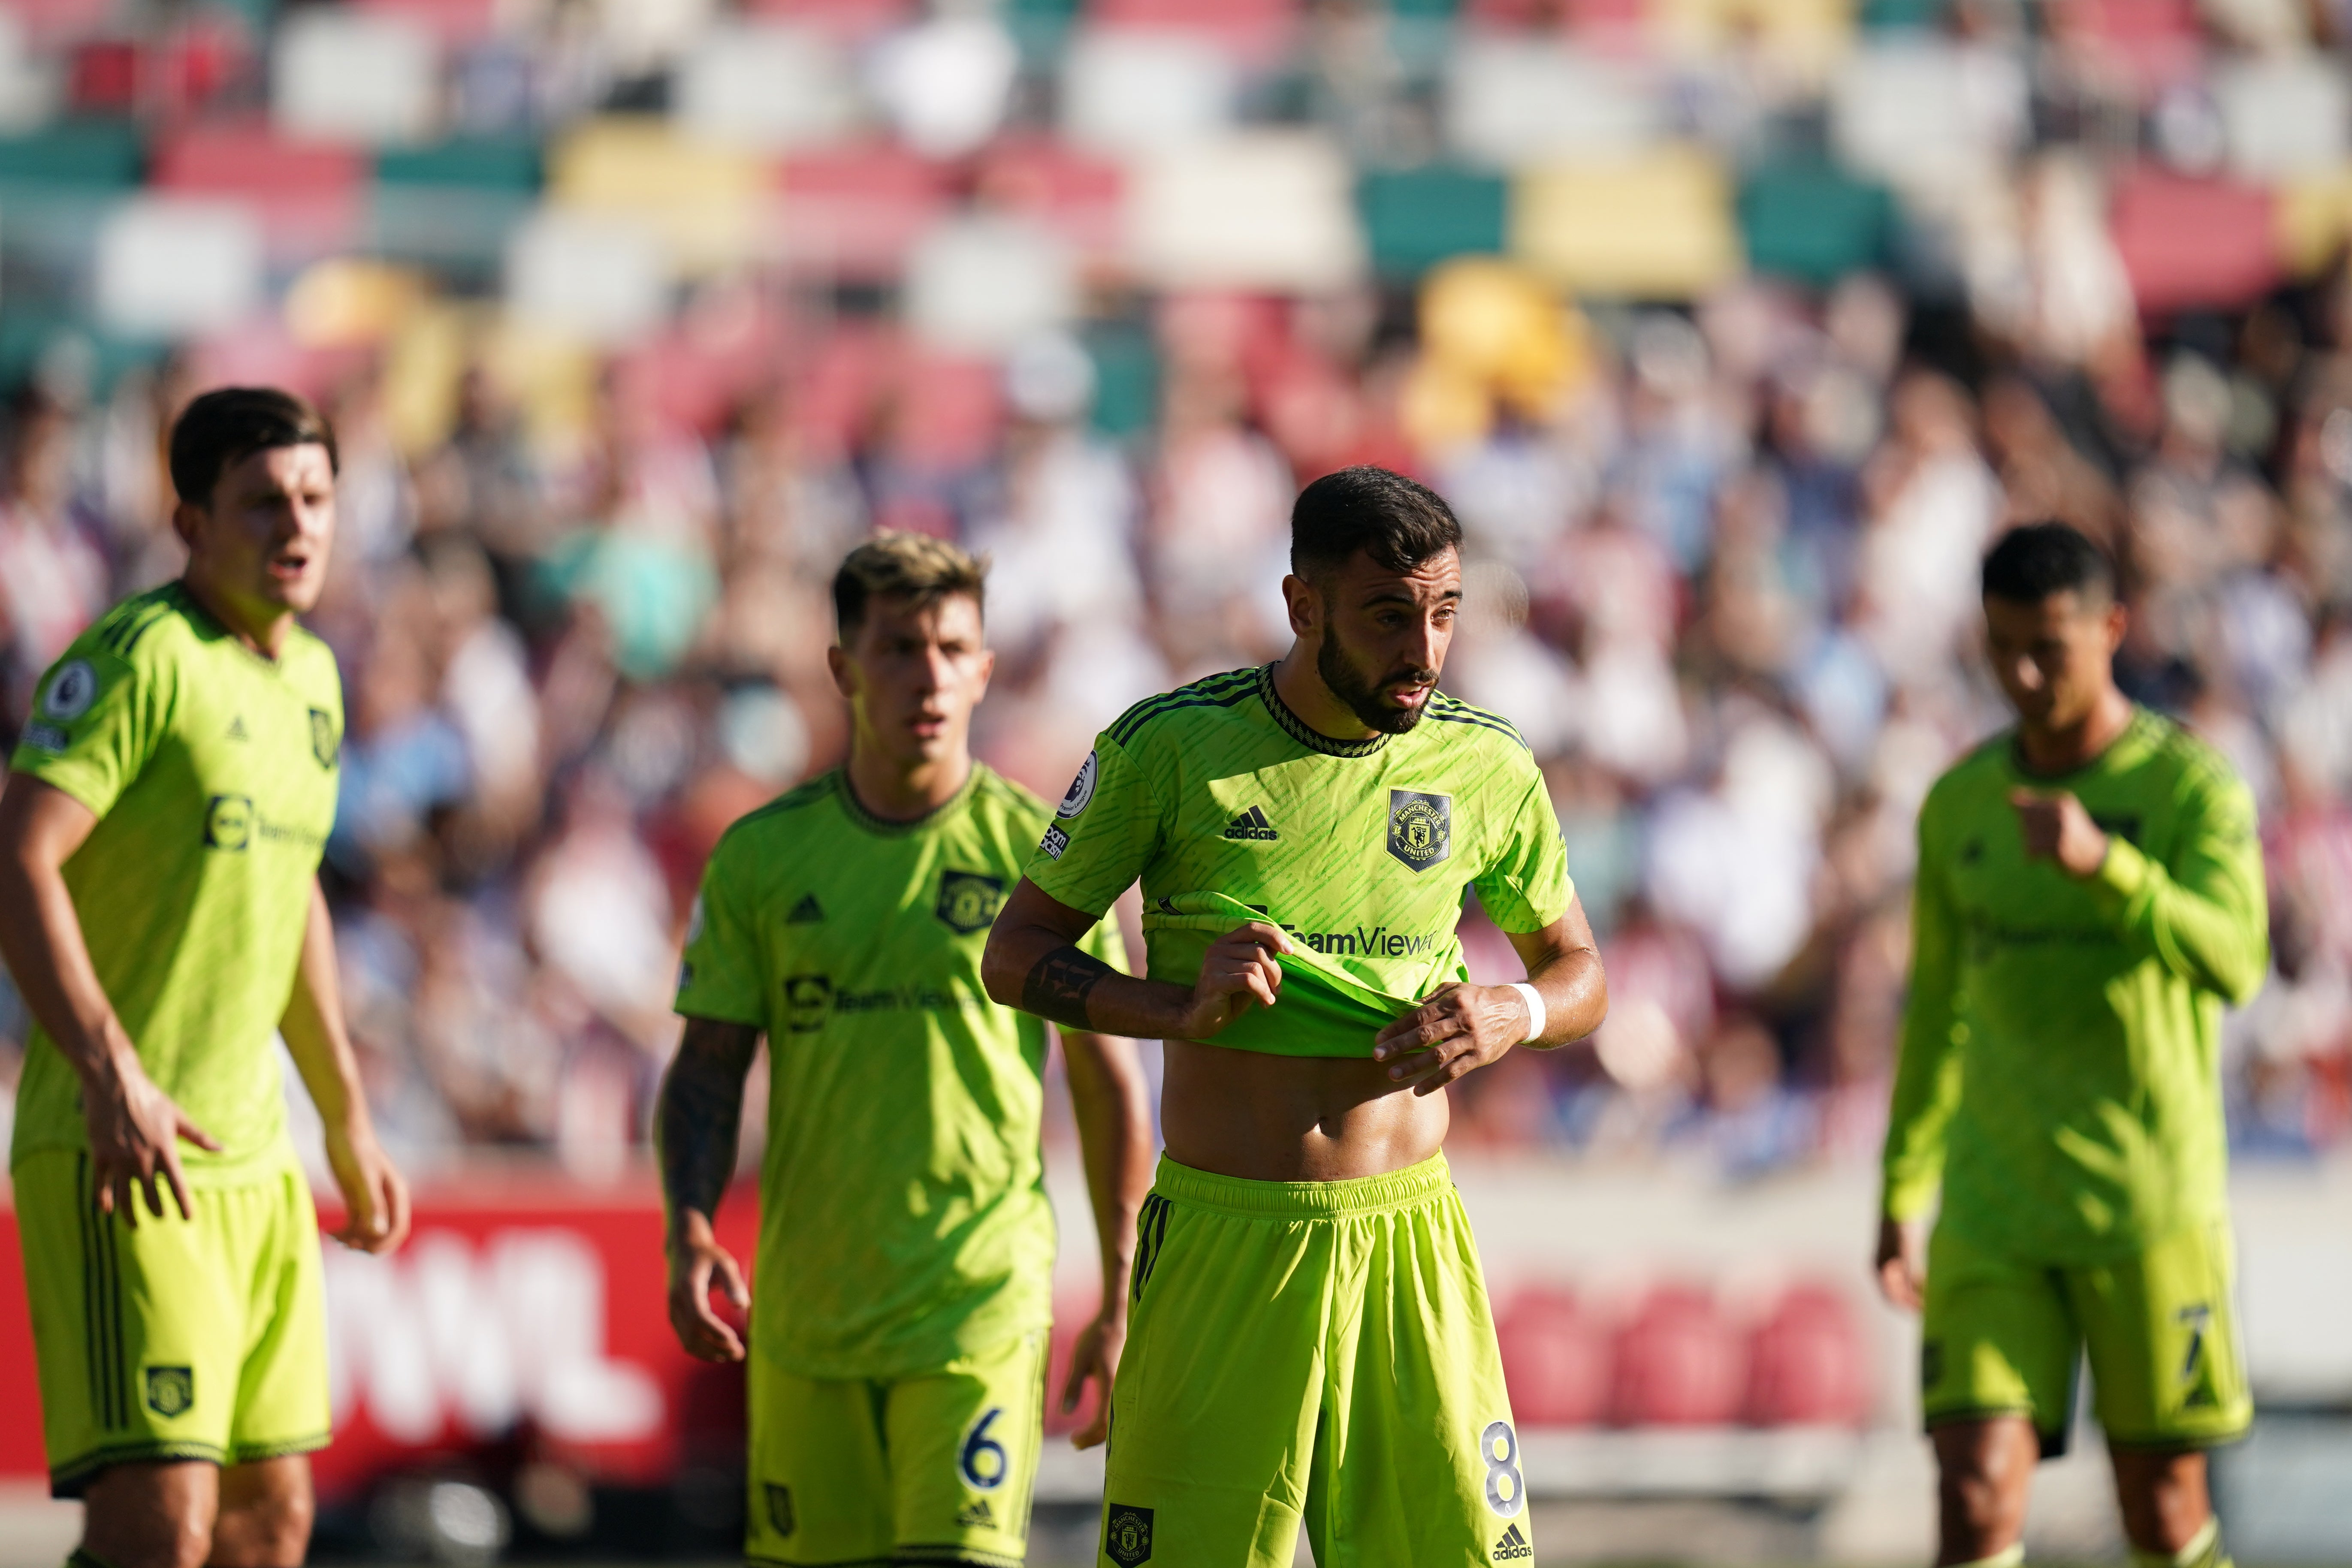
1150, 1152, 1452, 1218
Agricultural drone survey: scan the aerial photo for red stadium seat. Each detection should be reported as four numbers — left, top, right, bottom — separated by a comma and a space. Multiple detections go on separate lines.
151, 121, 366, 259
746, 0, 918, 45
1496, 1288, 1609, 1428
1609, 1284, 1745, 1427
778, 142, 955, 280
2108, 165, 2280, 317
978, 136, 1127, 265
9, 0, 115, 49
2055, 0, 2205, 98
1089, 0, 1298, 71
1744, 1283, 1871, 1427
356, 0, 504, 47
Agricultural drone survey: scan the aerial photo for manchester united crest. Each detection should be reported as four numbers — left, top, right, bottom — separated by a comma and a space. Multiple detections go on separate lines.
935, 869, 1007, 934
1386, 790, 1451, 872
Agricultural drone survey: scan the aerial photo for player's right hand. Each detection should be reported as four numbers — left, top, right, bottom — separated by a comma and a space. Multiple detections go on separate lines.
667, 1211, 751, 1363
1874, 1215, 1926, 1312
1179, 922, 1292, 1038
83, 1054, 220, 1227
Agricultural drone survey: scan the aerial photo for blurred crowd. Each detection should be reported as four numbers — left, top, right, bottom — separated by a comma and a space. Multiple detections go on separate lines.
0, 0, 2349, 1182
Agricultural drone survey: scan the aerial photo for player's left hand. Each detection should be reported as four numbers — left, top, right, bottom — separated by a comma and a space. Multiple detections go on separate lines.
1371, 983, 1529, 1095
2008, 787, 2109, 878
1060, 1306, 1125, 1450
324, 1120, 411, 1254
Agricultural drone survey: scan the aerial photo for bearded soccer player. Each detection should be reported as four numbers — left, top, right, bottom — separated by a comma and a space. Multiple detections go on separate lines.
0, 387, 410, 1568
982, 467, 1607, 1568
658, 533, 1153, 1568
1875, 523, 2266, 1568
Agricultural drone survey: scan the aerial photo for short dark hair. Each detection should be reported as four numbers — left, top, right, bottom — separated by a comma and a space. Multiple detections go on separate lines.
1290, 466, 1462, 581
168, 386, 338, 507
833, 531, 988, 642
1981, 521, 2116, 606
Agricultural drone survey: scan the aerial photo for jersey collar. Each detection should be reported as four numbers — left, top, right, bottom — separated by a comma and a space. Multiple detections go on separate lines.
1256, 663, 1389, 759
835, 763, 981, 836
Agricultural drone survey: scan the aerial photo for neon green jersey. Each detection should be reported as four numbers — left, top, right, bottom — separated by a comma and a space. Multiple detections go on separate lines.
1883, 709, 2269, 1263
675, 764, 1127, 1380
8, 582, 343, 1183
1024, 663, 1573, 1058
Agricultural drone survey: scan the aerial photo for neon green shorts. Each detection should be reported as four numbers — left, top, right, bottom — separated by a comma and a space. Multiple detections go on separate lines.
1098, 1153, 1530, 1568
13, 1151, 328, 1497
1921, 1218, 2252, 1455
746, 1329, 1047, 1567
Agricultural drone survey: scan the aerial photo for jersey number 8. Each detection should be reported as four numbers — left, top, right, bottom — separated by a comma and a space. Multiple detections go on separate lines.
1480, 1419, 1524, 1517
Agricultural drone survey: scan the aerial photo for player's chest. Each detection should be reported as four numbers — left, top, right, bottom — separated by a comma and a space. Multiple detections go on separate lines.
1946, 783, 2175, 923
164, 680, 341, 853
761, 838, 1014, 983
1165, 760, 1479, 895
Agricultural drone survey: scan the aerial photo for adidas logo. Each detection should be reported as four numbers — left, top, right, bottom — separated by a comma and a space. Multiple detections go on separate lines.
226, 715, 248, 741
956, 1498, 995, 1529
1222, 805, 1279, 841
1492, 1522, 1531, 1560
786, 894, 824, 924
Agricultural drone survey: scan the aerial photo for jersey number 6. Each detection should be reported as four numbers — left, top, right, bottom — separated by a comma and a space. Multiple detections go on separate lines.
960, 1407, 1010, 1491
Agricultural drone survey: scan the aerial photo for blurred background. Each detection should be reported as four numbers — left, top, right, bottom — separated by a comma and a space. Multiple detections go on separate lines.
1, 0, 2351, 1561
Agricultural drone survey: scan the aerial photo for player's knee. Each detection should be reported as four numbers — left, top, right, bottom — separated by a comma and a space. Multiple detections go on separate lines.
79, 1509, 211, 1568
208, 1487, 314, 1568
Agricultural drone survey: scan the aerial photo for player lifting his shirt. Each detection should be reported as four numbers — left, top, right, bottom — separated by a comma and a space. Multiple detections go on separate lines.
0, 388, 411, 1568
984, 467, 1608, 1568
1876, 524, 2267, 1568
658, 534, 1153, 1568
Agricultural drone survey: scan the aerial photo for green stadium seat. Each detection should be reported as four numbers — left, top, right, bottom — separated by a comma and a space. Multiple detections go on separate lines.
1359, 166, 1508, 278
1737, 159, 1897, 288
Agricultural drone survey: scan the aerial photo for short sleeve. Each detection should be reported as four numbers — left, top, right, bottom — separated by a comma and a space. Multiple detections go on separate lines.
1023, 736, 1162, 917
674, 838, 767, 1027
1470, 763, 1575, 933
1078, 906, 1130, 973
9, 644, 166, 820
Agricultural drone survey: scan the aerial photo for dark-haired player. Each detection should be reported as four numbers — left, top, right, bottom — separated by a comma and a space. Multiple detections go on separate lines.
0, 387, 410, 1568
984, 466, 1607, 1568
1877, 522, 2267, 1568
659, 533, 1151, 1567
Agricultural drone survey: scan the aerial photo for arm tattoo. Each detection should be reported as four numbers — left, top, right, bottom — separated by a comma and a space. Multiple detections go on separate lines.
1022, 944, 1113, 1031
656, 1021, 761, 1232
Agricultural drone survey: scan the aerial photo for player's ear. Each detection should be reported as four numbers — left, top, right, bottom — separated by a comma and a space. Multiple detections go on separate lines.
1281, 573, 1322, 641
2101, 597, 2127, 654
170, 496, 206, 552
825, 642, 858, 700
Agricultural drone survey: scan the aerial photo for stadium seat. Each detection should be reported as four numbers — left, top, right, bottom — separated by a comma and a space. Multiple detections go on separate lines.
0, 121, 143, 190
2214, 54, 2350, 180
1830, 38, 2026, 192
746, 0, 918, 45
2107, 165, 2280, 315
1495, 1288, 1609, 1427
356, 0, 506, 48
1745, 1282, 1871, 1427
548, 117, 769, 277
1609, 1284, 1745, 1426
1738, 159, 1898, 288
1359, 166, 1509, 277
1089, 0, 1299, 71
503, 207, 670, 346
1446, 39, 1664, 166
151, 122, 367, 260
1060, 27, 1239, 154
789, 323, 902, 460
776, 142, 955, 280
978, 136, 1127, 264
887, 353, 1007, 471
272, 6, 441, 146
7, 0, 112, 50
2277, 167, 2352, 279
95, 195, 266, 337
906, 216, 1078, 353
1510, 147, 1740, 298
2053, 0, 2204, 98
371, 136, 541, 272
1128, 131, 1367, 292
674, 22, 859, 153
67, 18, 245, 122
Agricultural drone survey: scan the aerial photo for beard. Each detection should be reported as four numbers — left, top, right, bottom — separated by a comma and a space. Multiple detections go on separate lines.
1318, 634, 1435, 735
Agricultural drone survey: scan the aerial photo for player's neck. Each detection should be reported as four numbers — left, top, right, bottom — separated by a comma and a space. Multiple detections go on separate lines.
2016, 685, 2135, 776
178, 570, 294, 661
843, 739, 972, 823
1271, 644, 1377, 742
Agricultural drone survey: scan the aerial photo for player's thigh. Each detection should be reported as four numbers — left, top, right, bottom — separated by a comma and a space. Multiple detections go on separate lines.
882, 1330, 1048, 1565
745, 1344, 891, 1565
207, 1455, 314, 1568
226, 1168, 331, 1466
2070, 1221, 2251, 1451
1316, 1187, 1528, 1568
1922, 1223, 2081, 1452
79, 1458, 218, 1568
1098, 1195, 1328, 1568
14, 1152, 245, 1493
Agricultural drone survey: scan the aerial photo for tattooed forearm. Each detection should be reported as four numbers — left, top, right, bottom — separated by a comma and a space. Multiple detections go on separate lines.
1022, 944, 1113, 1031
656, 1019, 761, 1236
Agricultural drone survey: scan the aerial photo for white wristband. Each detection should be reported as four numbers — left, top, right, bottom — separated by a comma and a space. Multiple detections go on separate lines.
1506, 982, 1546, 1044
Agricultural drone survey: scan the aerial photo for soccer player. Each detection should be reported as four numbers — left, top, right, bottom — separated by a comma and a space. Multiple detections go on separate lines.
982, 466, 1608, 1568
1875, 522, 2267, 1568
0, 387, 411, 1568
658, 533, 1153, 1568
